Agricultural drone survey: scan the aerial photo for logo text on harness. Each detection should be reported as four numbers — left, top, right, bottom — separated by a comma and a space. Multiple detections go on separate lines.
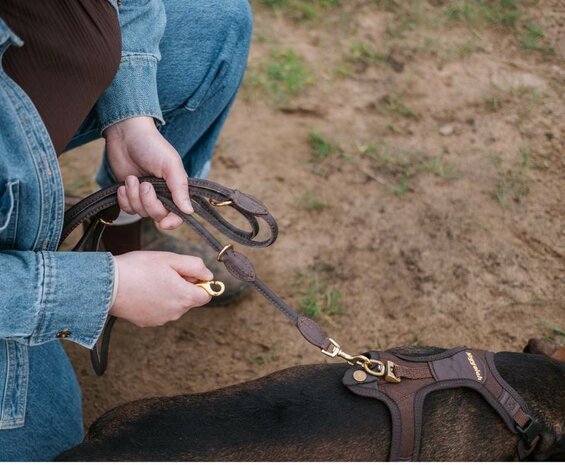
466, 351, 483, 381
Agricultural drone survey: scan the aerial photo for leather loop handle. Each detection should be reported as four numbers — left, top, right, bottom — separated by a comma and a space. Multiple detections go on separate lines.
60, 177, 331, 375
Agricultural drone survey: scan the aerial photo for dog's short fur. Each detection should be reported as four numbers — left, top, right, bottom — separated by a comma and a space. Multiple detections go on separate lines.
58, 347, 564, 461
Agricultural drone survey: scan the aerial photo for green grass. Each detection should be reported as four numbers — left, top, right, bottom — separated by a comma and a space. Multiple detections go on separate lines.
494, 170, 529, 204
333, 64, 355, 78
443, 1, 554, 58
362, 143, 422, 176
419, 156, 460, 179
304, 131, 341, 176
252, 345, 278, 365
538, 320, 565, 338
456, 39, 482, 58
336, 41, 388, 77
391, 176, 410, 198
537, 320, 565, 345
518, 146, 530, 168
381, 93, 420, 120
521, 21, 543, 48
493, 147, 530, 205
358, 143, 460, 197
520, 22, 554, 55
382, 0, 429, 40
246, 48, 313, 105
487, 151, 503, 167
308, 131, 339, 161
258, 0, 341, 21
482, 84, 545, 116
438, 38, 484, 65
483, 94, 503, 113
445, 0, 521, 29
296, 191, 327, 211
347, 42, 386, 66
498, 293, 545, 309
295, 264, 342, 320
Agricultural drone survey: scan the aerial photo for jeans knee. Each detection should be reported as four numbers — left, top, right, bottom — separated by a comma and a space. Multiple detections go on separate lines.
216, 0, 253, 50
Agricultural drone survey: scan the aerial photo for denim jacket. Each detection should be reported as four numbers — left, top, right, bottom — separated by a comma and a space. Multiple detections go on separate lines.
0, 0, 166, 429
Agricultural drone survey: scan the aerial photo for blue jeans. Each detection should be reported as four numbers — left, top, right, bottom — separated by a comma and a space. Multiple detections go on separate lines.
0, 0, 251, 460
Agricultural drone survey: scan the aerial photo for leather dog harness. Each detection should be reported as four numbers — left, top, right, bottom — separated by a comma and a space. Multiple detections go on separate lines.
343, 348, 541, 460
60, 177, 541, 460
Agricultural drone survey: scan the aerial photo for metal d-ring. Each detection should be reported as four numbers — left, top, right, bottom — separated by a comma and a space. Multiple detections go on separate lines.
216, 243, 233, 262
209, 198, 233, 207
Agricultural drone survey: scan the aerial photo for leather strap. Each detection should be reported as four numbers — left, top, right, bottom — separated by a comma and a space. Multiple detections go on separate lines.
343, 348, 541, 461
60, 177, 332, 375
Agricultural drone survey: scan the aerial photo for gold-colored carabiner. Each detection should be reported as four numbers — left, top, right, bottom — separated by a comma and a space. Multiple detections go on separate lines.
195, 280, 226, 297
321, 338, 388, 378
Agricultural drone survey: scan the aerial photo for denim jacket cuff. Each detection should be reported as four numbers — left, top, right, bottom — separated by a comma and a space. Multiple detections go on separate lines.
95, 54, 165, 133
29, 251, 115, 349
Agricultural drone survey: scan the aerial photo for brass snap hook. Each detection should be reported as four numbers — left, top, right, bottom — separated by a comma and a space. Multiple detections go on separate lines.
195, 280, 226, 297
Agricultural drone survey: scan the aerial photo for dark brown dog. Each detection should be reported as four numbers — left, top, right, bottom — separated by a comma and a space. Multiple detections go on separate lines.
58, 347, 564, 461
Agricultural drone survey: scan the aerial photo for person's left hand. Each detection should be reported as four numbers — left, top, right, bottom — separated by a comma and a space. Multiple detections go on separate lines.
104, 116, 192, 230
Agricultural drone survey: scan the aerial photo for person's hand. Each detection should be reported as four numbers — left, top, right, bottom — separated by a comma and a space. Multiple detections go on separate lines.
110, 251, 213, 327
104, 116, 192, 230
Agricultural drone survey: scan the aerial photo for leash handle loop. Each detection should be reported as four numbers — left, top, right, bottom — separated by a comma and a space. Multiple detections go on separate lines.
60, 177, 341, 376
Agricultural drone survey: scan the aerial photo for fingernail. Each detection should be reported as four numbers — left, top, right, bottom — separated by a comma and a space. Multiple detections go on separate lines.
185, 199, 194, 214
141, 182, 151, 194
126, 176, 136, 187
118, 186, 125, 196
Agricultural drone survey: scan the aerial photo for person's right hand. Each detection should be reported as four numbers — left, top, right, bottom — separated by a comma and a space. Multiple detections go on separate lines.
110, 251, 213, 327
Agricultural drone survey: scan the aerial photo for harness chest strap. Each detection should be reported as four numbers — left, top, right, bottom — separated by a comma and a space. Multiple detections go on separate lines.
342, 348, 541, 461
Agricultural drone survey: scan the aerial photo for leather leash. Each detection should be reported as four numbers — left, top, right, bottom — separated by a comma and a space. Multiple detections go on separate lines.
61, 176, 370, 376
61, 177, 542, 460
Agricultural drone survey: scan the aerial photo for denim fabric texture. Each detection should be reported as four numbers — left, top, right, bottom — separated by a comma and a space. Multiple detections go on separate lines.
0, 0, 252, 459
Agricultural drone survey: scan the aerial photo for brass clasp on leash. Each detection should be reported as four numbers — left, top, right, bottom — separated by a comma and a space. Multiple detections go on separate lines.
322, 338, 387, 378
195, 280, 226, 297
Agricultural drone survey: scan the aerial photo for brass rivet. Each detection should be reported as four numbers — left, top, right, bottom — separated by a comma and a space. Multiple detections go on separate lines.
56, 329, 71, 339
353, 370, 368, 382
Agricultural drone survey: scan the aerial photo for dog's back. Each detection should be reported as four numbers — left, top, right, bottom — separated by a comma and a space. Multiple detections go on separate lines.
58, 348, 565, 461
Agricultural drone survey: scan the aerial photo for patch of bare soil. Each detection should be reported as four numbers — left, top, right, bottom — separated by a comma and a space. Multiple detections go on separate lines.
60, 0, 564, 426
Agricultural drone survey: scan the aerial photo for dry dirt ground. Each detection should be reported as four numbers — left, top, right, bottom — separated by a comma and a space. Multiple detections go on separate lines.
60, 0, 564, 426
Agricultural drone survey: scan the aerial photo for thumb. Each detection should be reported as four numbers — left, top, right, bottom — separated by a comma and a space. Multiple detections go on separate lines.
163, 156, 193, 215
169, 255, 213, 282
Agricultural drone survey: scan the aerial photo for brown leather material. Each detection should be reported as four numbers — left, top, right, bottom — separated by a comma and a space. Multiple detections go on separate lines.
297, 317, 331, 350
62, 177, 279, 249
219, 249, 256, 282
73, 220, 107, 253
230, 190, 268, 215
100, 221, 141, 255
343, 348, 541, 461
394, 365, 432, 380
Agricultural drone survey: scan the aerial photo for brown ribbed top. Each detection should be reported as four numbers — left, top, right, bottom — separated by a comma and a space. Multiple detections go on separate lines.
1, 0, 121, 155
